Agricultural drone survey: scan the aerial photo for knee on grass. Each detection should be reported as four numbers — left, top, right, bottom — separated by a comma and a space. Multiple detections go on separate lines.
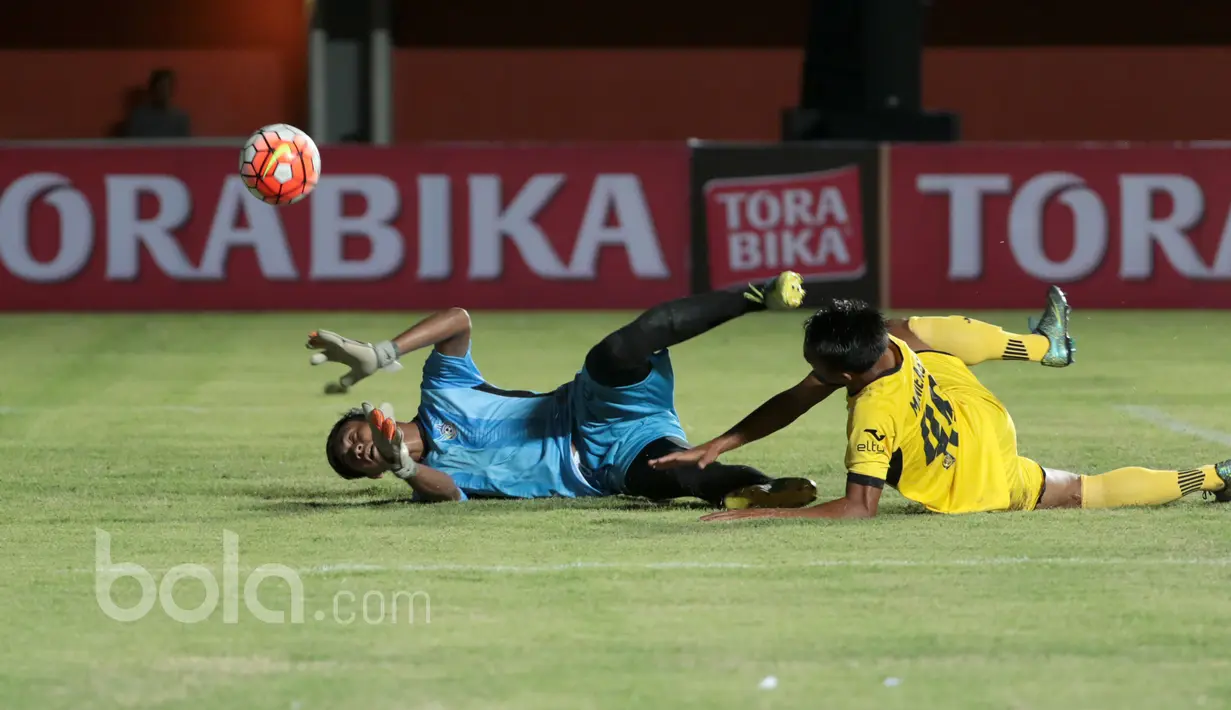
1038, 470, 1083, 509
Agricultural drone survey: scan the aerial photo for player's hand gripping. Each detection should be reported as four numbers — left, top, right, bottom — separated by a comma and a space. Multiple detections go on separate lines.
362, 401, 418, 480
648, 438, 728, 470
306, 330, 402, 394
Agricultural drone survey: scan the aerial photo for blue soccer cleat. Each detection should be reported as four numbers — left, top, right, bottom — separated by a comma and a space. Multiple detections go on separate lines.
1028, 285, 1076, 368
1210, 459, 1231, 503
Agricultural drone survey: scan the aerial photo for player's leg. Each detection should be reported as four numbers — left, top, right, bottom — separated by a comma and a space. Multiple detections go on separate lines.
583, 271, 804, 388
1036, 460, 1231, 509
890, 285, 1075, 368
623, 437, 817, 508
578, 272, 807, 504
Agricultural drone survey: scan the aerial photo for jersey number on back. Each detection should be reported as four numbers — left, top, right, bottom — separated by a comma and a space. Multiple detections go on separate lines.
920, 375, 958, 465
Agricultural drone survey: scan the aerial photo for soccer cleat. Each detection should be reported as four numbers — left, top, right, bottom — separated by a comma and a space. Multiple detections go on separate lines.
744, 271, 806, 310
1210, 460, 1231, 503
723, 477, 817, 510
1028, 285, 1076, 368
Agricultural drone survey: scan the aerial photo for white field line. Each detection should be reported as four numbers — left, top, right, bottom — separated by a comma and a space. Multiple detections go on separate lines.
297, 557, 1231, 574
80, 557, 1231, 577
1117, 405, 1231, 447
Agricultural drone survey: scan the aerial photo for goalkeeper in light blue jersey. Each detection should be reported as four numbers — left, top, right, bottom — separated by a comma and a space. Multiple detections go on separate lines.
309, 273, 817, 509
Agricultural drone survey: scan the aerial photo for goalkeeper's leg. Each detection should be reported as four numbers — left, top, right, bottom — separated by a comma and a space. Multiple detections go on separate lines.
890, 285, 1075, 368
623, 438, 816, 508
584, 272, 804, 388
1037, 460, 1231, 509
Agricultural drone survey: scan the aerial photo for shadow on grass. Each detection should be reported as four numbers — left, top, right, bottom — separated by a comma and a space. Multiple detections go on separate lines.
260, 498, 410, 513
245, 483, 391, 500
249, 482, 715, 515
601, 497, 713, 511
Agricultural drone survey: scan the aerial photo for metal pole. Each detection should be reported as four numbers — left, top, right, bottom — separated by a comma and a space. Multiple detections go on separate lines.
370, 0, 393, 145
366, 0, 391, 143
307, 0, 328, 140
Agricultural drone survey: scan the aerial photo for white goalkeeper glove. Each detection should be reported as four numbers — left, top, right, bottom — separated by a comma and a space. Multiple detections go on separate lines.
306, 330, 403, 394
362, 401, 419, 480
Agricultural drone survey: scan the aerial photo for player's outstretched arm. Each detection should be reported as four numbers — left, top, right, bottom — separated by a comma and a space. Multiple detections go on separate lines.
701, 479, 881, 522
307, 308, 472, 394
389, 307, 471, 358
650, 373, 838, 469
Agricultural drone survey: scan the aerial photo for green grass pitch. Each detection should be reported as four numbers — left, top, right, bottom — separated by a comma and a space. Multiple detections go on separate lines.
2, 309, 1231, 709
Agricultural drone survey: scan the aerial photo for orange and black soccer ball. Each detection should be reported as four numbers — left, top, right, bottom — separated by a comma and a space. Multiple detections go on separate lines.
239, 124, 321, 205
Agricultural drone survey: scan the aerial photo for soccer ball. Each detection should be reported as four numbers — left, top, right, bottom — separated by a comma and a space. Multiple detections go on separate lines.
239, 124, 321, 205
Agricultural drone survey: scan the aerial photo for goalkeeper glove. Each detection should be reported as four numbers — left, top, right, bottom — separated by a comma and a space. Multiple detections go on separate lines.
361, 401, 419, 480
306, 330, 402, 394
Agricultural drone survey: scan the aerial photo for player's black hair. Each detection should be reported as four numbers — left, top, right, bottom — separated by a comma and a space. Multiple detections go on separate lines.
325, 408, 367, 480
802, 298, 889, 374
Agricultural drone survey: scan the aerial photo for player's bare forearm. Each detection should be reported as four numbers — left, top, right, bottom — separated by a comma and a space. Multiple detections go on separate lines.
701, 480, 880, 521
800, 480, 881, 518
717, 374, 838, 451
391, 308, 471, 357
403, 463, 464, 503
703, 499, 871, 522
790, 496, 876, 519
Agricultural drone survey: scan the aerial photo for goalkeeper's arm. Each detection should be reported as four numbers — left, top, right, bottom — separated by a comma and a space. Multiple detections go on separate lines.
308, 308, 472, 393
399, 462, 464, 503
389, 307, 471, 358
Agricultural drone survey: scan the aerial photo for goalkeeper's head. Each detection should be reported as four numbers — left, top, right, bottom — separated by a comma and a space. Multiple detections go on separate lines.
325, 408, 390, 480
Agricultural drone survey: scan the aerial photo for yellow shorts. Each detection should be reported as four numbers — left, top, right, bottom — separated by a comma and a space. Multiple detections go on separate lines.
917, 352, 1045, 512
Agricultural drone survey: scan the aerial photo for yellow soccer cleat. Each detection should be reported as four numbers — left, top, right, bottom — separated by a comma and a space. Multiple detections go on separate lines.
744, 271, 806, 310
723, 477, 818, 510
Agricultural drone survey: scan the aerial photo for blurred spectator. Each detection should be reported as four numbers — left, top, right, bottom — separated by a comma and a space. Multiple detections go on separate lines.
123, 69, 191, 138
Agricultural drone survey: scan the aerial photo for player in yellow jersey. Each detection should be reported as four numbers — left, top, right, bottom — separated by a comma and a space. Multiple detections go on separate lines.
650, 287, 1231, 521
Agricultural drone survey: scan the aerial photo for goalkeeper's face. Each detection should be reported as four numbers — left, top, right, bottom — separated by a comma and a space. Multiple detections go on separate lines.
327, 418, 387, 480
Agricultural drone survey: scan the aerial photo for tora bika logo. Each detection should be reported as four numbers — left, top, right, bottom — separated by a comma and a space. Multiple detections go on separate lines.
702, 166, 867, 289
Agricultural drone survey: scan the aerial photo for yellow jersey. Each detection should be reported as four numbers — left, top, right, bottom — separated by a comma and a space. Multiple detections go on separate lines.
844, 336, 1037, 514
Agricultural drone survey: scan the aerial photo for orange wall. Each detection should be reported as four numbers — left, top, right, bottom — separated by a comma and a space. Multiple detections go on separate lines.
393, 47, 1231, 143
924, 48, 1231, 141
0, 50, 289, 139
0, 0, 305, 140
5, 45, 1229, 142
394, 49, 803, 142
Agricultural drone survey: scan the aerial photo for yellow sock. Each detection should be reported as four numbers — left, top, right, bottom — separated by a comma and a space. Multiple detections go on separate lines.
907, 316, 1049, 366
1080, 466, 1224, 509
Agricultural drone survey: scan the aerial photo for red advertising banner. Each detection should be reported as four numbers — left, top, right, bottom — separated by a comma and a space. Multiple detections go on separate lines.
703, 166, 867, 291
888, 145, 1231, 309
0, 144, 690, 310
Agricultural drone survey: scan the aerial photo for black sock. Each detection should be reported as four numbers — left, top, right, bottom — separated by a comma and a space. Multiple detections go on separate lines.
622, 438, 773, 506
628, 289, 764, 354
586, 290, 763, 387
